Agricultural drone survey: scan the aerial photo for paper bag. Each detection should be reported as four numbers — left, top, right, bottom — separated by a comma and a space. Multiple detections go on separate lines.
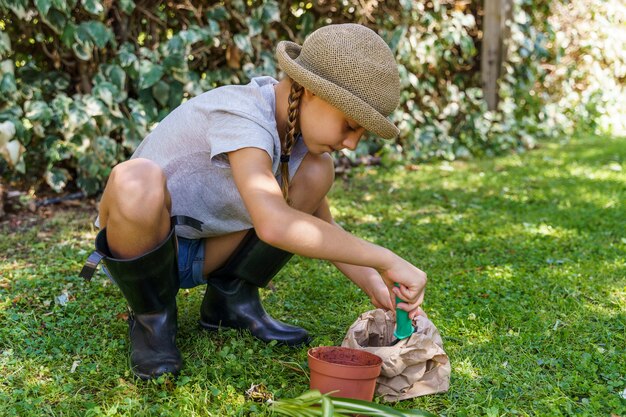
341, 309, 450, 402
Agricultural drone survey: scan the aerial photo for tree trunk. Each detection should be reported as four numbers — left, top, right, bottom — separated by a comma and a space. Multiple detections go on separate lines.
481, 0, 513, 111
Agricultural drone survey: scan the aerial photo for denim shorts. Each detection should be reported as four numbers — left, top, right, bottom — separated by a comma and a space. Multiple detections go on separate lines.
176, 236, 207, 288
102, 236, 207, 289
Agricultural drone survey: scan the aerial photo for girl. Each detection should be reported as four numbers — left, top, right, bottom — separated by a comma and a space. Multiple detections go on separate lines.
81, 24, 427, 380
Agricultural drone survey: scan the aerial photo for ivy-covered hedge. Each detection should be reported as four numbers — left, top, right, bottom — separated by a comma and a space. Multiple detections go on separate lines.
0, 0, 624, 195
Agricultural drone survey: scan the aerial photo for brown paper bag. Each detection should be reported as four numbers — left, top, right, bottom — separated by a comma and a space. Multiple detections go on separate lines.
341, 309, 450, 402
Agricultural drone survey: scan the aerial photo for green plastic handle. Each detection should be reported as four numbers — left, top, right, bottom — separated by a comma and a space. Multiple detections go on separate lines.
393, 283, 414, 340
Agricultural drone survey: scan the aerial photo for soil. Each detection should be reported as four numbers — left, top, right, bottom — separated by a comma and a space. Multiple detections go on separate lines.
310, 346, 381, 367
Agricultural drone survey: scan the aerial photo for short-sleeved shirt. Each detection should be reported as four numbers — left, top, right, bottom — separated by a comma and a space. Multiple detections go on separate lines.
125, 76, 308, 239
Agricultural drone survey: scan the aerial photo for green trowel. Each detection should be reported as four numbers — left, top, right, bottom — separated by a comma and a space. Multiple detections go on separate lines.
390, 283, 416, 345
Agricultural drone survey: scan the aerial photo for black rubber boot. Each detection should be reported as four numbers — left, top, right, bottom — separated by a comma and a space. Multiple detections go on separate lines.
88, 228, 182, 380
199, 229, 310, 346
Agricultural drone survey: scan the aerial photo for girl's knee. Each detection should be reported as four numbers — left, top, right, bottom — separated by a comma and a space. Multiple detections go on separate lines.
295, 152, 334, 195
105, 159, 169, 218
109, 159, 166, 193
288, 153, 334, 213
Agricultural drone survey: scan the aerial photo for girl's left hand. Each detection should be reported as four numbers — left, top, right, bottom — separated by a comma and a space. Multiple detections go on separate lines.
362, 275, 394, 311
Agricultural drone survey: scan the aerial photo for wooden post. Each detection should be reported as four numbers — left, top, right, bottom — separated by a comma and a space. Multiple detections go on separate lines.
0, 181, 4, 219
501, 0, 514, 70
481, 0, 513, 111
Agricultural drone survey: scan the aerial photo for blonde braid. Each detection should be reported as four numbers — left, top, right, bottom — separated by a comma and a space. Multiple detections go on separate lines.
280, 81, 304, 204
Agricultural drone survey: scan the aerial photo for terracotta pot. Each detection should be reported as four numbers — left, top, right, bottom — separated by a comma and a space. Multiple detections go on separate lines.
308, 346, 382, 401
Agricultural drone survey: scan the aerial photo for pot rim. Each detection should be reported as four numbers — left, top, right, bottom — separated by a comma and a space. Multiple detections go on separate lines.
307, 346, 383, 370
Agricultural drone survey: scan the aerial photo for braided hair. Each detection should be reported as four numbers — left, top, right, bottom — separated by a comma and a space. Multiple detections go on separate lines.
279, 80, 304, 204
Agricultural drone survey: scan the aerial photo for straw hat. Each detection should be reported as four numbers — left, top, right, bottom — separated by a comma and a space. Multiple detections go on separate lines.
276, 24, 400, 139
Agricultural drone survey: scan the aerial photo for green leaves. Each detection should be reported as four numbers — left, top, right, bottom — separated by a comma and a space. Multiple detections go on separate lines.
118, 0, 134, 14
0, 0, 621, 198
233, 33, 253, 56
138, 60, 164, 90
80, 21, 112, 48
270, 390, 436, 417
81, 0, 104, 15
35, 0, 52, 16
45, 167, 71, 192
25, 101, 53, 124
0, 30, 11, 58
151, 81, 170, 107
71, 21, 113, 60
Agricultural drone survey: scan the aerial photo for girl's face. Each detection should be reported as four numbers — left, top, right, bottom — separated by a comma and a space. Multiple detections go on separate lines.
297, 90, 367, 155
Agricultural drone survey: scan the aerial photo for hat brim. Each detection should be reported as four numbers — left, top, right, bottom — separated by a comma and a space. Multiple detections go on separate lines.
276, 41, 399, 140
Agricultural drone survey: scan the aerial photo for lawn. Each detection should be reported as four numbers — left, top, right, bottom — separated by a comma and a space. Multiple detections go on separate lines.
1, 135, 624, 416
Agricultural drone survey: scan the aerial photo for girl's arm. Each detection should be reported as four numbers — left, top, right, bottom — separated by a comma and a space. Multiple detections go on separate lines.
313, 196, 425, 318
229, 147, 426, 314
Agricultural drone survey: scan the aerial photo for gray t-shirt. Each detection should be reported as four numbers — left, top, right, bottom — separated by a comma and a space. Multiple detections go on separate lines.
125, 76, 308, 239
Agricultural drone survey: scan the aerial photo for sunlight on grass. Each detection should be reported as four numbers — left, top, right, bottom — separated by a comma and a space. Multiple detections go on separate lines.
454, 357, 481, 380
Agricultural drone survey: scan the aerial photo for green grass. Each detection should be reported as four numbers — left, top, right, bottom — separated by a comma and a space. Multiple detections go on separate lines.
1, 135, 625, 416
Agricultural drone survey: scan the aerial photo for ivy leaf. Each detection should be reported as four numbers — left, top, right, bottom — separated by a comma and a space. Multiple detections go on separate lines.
60, 23, 76, 48
261, 1, 280, 23
0, 139, 26, 172
51, 94, 73, 115
206, 5, 229, 21
67, 101, 90, 137
52, 0, 69, 13
152, 81, 170, 107
54, 76, 70, 90
41, 8, 68, 34
45, 167, 71, 192
233, 33, 253, 56
162, 53, 185, 72
80, 21, 112, 48
74, 23, 92, 44
106, 65, 126, 92
25, 101, 53, 123
118, 43, 138, 68
72, 40, 93, 60
206, 19, 220, 36
93, 82, 118, 107
167, 81, 183, 109
387, 27, 406, 54
138, 60, 164, 90
83, 96, 106, 117
245, 17, 262, 37
93, 135, 118, 163
179, 27, 204, 44
0, 32, 11, 59
230, 0, 246, 14
298, 13, 314, 38
138, 89, 157, 119
6, 2, 27, 19
119, 0, 135, 14
81, 0, 104, 15
166, 35, 185, 55
0, 120, 16, 147
35, 0, 52, 16
0, 73, 17, 94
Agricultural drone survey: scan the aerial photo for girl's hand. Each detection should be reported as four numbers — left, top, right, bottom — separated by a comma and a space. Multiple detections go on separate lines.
379, 258, 427, 319
361, 275, 394, 311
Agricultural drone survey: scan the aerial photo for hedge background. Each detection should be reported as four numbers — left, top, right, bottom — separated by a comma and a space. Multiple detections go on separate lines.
0, 0, 624, 195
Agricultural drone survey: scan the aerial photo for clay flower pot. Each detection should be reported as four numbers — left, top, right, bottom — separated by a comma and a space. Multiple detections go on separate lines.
307, 346, 382, 401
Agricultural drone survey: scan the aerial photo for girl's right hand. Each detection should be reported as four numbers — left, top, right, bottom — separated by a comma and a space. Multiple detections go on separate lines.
379, 258, 427, 319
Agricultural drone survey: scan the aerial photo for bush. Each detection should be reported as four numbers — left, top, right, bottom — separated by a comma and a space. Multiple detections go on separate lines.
0, 0, 624, 195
